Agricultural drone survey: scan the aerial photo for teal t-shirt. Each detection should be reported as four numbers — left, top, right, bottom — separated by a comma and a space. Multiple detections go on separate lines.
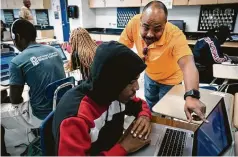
10, 44, 66, 120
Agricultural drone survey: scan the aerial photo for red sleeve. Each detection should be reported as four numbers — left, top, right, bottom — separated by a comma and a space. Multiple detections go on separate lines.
58, 117, 127, 156
133, 97, 152, 119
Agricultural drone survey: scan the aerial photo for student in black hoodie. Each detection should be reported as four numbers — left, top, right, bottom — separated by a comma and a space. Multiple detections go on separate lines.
53, 41, 152, 156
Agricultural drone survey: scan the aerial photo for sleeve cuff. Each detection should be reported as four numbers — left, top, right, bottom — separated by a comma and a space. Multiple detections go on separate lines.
138, 111, 152, 119
103, 144, 127, 156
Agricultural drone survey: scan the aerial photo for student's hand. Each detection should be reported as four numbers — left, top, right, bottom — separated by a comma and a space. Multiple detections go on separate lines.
130, 116, 151, 140
119, 128, 151, 153
184, 97, 208, 123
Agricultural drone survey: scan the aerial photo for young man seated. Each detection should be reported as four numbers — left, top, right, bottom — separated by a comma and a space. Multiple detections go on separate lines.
1, 19, 65, 129
53, 41, 152, 156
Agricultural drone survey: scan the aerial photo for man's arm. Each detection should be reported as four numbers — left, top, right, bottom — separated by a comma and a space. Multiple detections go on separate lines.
178, 56, 207, 122
178, 56, 199, 91
10, 85, 24, 104
173, 32, 206, 122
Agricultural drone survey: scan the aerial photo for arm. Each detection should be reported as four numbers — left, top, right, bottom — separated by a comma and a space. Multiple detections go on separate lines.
9, 62, 25, 104
10, 85, 24, 104
125, 97, 152, 140
173, 33, 206, 122
178, 55, 199, 92
58, 117, 127, 156
203, 37, 229, 63
125, 97, 151, 119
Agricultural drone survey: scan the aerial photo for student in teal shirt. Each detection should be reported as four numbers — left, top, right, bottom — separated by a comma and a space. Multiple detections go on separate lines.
1, 19, 65, 131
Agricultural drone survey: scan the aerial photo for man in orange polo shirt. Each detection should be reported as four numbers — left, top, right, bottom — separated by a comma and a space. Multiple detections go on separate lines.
120, 1, 206, 122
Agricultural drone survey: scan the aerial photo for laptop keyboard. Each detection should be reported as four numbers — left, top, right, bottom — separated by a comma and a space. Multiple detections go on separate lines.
157, 128, 187, 156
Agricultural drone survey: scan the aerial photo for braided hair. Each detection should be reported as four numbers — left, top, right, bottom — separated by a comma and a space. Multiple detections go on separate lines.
69, 27, 97, 80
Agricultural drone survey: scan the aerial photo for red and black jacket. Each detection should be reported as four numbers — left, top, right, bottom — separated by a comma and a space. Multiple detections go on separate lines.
52, 41, 150, 156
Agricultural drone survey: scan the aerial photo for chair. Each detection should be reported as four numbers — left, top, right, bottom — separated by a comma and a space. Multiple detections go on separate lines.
39, 77, 76, 155
45, 76, 75, 110
39, 110, 55, 156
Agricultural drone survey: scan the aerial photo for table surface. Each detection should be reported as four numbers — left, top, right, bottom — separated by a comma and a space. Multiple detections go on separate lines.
152, 85, 234, 124
152, 116, 198, 132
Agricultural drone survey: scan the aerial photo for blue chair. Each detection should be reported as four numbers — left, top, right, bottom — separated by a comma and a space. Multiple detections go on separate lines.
40, 77, 76, 155
39, 110, 55, 156
45, 76, 75, 110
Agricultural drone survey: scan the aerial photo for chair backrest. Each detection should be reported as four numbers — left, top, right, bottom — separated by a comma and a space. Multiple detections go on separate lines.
40, 110, 55, 156
45, 76, 75, 110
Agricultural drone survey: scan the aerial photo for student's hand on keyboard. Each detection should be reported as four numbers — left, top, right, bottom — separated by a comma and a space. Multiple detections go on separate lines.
119, 123, 151, 153
130, 116, 151, 140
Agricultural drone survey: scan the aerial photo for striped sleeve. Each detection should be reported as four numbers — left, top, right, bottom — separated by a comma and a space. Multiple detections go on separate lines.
204, 37, 229, 63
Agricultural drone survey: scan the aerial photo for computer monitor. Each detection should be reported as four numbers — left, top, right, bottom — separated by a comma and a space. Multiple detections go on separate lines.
193, 98, 233, 156
168, 20, 185, 32
51, 44, 68, 62
1, 52, 16, 86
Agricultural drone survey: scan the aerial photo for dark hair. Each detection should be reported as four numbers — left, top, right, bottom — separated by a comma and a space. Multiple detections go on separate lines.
11, 19, 36, 42
142, 1, 168, 17
206, 25, 231, 43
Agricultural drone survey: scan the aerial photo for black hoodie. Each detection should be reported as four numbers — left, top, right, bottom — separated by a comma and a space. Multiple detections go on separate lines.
52, 41, 151, 156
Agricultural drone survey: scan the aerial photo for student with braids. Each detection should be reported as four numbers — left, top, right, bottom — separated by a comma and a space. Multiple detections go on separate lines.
69, 27, 97, 80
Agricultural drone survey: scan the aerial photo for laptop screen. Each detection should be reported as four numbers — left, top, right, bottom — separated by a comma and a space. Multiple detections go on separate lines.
193, 98, 232, 156
51, 44, 67, 61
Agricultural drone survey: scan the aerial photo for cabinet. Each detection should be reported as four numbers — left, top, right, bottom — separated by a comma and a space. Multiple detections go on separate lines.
106, 0, 141, 7
217, 0, 238, 4
141, 0, 154, 6
173, 0, 188, 5
3, 0, 51, 9
188, 0, 217, 5
1, 0, 8, 9
37, 30, 54, 39
31, 0, 51, 9
89, 0, 105, 8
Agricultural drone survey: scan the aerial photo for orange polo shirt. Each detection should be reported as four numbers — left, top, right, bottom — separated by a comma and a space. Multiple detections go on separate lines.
119, 14, 192, 85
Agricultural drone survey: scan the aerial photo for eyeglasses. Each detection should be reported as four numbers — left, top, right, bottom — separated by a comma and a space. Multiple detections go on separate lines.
142, 47, 148, 62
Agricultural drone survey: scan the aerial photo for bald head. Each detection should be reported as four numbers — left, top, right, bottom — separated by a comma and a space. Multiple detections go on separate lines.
142, 1, 168, 17
23, 0, 31, 8
140, 1, 168, 46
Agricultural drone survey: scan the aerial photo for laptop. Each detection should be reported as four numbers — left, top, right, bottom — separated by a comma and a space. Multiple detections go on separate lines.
133, 98, 233, 156
1, 52, 16, 86
51, 44, 68, 63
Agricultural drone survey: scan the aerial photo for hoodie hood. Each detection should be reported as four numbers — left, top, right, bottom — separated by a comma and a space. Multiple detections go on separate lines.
80, 41, 146, 105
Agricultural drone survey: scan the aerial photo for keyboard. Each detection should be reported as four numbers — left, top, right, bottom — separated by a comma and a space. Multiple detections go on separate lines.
157, 128, 187, 156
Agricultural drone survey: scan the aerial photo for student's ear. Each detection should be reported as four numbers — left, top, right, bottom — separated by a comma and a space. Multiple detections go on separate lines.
15, 33, 20, 43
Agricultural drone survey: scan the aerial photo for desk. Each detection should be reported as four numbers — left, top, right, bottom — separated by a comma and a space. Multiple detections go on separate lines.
187, 39, 238, 48
152, 85, 234, 124
152, 116, 198, 132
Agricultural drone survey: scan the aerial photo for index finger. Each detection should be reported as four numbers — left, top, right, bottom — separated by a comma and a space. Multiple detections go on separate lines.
194, 108, 209, 123
131, 118, 143, 134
